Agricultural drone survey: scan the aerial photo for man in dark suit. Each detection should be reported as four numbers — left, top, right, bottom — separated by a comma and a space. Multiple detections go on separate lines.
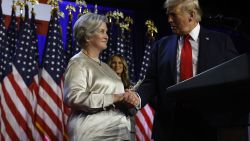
137, 0, 239, 141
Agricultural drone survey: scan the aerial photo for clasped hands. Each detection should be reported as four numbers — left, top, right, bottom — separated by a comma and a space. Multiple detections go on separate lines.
113, 89, 140, 108
122, 89, 140, 107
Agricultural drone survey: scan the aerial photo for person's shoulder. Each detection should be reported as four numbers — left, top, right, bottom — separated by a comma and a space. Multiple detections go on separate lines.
201, 26, 231, 39
67, 52, 88, 68
152, 34, 177, 47
156, 34, 178, 43
152, 34, 178, 51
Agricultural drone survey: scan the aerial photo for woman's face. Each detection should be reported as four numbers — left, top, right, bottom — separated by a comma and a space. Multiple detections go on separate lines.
110, 56, 124, 76
88, 22, 109, 51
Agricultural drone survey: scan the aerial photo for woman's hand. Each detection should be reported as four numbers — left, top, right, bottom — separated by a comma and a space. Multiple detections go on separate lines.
123, 89, 140, 107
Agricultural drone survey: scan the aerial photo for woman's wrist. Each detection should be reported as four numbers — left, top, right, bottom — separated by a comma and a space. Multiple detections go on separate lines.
113, 94, 124, 103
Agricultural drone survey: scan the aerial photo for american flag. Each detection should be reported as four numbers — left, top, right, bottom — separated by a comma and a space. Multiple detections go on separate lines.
64, 6, 73, 133
65, 12, 74, 61
30, 8, 39, 69
5, 5, 18, 64
138, 38, 155, 81
115, 25, 125, 56
30, 5, 43, 140
35, 9, 68, 141
0, 0, 6, 80
136, 37, 155, 141
65, 12, 79, 62
0, 1, 7, 140
6, 5, 41, 141
136, 104, 155, 141
124, 29, 136, 82
0, 4, 19, 140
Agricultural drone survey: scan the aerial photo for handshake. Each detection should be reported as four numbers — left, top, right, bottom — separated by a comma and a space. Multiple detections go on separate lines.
113, 89, 140, 108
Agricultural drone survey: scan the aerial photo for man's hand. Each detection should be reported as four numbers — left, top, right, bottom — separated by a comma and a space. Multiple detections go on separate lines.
123, 89, 140, 107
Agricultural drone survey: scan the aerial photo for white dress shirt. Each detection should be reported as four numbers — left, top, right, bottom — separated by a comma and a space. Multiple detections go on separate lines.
176, 23, 200, 83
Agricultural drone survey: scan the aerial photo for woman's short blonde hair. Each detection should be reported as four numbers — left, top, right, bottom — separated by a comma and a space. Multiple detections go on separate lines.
73, 13, 108, 48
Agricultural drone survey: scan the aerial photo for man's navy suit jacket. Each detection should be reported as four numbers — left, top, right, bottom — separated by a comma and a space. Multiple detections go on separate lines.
137, 27, 239, 140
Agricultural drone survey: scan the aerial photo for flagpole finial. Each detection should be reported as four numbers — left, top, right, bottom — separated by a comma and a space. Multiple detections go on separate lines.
47, 0, 62, 10
112, 10, 124, 24
58, 11, 64, 18
82, 0, 89, 14
145, 20, 158, 39
76, 0, 83, 13
66, 4, 75, 20
119, 16, 134, 37
119, 22, 128, 37
94, 4, 98, 14
105, 11, 113, 23
47, 0, 64, 19
15, 0, 25, 19
76, 0, 88, 17
27, 0, 39, 4
66, 4, 76, 15
124, 16, 133, 32
27, 0, 39, 10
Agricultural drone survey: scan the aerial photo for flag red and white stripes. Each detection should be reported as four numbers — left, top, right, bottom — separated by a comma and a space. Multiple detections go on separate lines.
35, 69, 66, 141
135, 104, 155, 141
136, 31, 156, 141
1, 66, 39, 141
0, 4, 42, 141
34, 8, 68, 141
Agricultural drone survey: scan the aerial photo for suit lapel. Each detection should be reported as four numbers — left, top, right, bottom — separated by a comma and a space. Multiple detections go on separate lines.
197, 27, 210, 74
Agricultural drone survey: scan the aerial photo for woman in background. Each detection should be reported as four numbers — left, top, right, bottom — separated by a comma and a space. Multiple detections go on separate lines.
108, 54, 137, 141
108, 54, 131, 89
64, 13, 140, 141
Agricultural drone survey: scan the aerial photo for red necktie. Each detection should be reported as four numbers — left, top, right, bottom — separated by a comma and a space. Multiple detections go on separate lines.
180, 35, 193, 81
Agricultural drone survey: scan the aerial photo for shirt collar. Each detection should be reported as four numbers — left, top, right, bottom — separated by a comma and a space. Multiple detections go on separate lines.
189, 23, 200, 41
